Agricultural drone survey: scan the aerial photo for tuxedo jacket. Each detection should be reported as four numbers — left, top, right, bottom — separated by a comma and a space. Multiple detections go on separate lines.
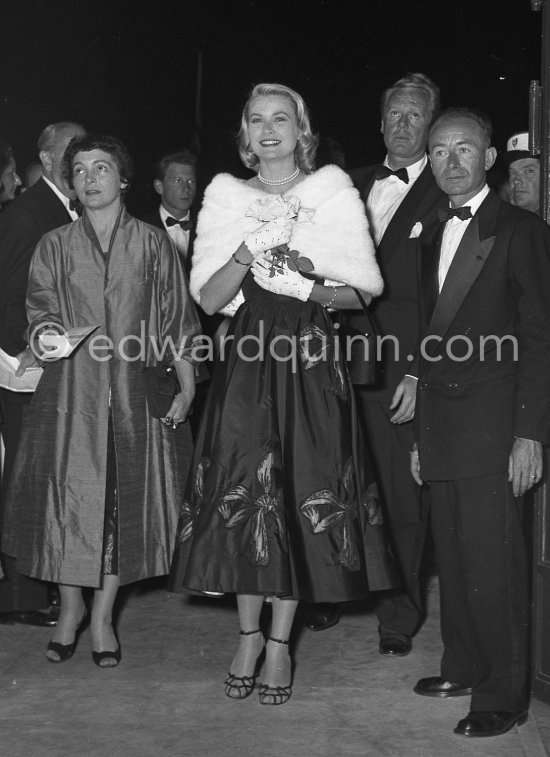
0, 178, 72, 356
141, 206, 222, 342
414, 190, 550, 481
348, 162, 446, 401
141, 206, 195, 278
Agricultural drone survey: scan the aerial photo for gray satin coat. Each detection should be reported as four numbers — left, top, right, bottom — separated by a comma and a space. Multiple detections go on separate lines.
2, 209, 201, 587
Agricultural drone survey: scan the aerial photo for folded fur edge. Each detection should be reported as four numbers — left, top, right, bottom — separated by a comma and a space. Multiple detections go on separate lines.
190, 165, 383, 305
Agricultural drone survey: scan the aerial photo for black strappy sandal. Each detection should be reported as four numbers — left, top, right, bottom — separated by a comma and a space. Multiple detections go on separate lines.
224, 629, 265, 699
258, 636, 292, 705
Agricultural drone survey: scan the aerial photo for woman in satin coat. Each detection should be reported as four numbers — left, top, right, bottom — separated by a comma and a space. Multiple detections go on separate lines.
2, 135, 200, 666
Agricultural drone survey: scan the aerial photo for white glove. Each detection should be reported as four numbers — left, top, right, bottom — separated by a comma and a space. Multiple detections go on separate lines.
243, 218, 292, 255
251, 258, 315, 302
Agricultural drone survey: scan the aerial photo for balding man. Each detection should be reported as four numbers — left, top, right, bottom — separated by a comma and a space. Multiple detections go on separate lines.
0, 121, 86, 626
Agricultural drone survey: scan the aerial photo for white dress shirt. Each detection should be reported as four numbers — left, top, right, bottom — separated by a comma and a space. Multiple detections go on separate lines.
160, 205, 191, 260
366, 154, 428, 245
438, 184, 490, 292
42, 175, 80, 221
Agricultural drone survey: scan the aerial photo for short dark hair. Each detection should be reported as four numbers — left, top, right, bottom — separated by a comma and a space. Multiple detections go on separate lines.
62, 134, 134, 189
0, 143, 15, 194
429, 107, 493, 148
381, 73, 440, 123
153, 149, 197, 182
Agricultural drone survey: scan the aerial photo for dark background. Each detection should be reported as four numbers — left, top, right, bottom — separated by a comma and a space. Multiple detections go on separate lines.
0, 0, 543, 214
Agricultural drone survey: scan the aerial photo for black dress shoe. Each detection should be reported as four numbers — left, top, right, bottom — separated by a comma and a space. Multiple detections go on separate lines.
454, 710, 528, 737
379, 635, 412, 656
304, 602, 343, 631
0, 610, 58, 627
414, 676, 473, 698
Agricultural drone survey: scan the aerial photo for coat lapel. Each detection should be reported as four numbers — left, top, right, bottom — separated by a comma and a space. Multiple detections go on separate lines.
378, 162, 433, 262
419, 220, 444, 325
427, 192, 500, 341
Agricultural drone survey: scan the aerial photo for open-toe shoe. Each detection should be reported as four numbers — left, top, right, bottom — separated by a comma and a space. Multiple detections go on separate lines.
224, 629, 265, 699
46, 607, 88, 663
259, 636, 293, 705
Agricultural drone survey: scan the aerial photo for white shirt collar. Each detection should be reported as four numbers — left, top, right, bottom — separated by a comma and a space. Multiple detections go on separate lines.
383, 153, 427, 180
41, 175, 78, 219
447, 184, 490, 216
159, 205, 190, 224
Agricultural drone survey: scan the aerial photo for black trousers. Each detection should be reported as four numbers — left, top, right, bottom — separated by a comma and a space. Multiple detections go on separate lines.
356, 394, 428, 638
429, 474, 529, 712
0, 388, 50, 612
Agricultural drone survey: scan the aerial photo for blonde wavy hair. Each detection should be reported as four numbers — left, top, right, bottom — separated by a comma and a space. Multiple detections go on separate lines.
238, 83, 318, 174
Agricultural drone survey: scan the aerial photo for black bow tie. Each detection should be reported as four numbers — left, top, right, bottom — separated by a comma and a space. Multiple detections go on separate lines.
165, 216, 192, 231
374, 165, 409, 184
69, 199, 82, 214
438, 206, 473, 223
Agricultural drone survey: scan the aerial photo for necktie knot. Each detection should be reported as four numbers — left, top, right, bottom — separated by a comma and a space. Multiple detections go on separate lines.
439, 206, 473, 223
374, 165, 409, 184
166, 216, 192, 231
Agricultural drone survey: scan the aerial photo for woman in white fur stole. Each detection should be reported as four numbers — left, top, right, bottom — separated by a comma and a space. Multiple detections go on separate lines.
169, 83, 397, 705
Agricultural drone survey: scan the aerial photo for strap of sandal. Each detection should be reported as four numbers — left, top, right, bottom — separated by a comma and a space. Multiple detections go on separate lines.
239, 628, 261, 636
268, 636, 289, 645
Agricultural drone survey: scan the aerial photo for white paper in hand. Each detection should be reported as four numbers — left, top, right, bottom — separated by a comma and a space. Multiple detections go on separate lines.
0, 348, 43, 392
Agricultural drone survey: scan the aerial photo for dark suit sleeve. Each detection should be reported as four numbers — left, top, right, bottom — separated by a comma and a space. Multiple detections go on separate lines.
0, 206, 42, 355
509, 214, 550, 443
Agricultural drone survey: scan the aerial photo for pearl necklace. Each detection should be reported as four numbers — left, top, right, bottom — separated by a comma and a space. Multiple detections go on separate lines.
257, 166, 300, 186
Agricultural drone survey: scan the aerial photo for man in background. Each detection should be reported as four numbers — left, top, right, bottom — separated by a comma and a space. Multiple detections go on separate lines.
306, 73, 446, 660
506, 131, 541, 215
142, 149, 197, 274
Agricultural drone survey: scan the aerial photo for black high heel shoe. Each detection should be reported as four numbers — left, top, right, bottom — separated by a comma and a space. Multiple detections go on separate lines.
92, 626, 121, 668
224, 629, 265, 699
92, 646, 121, 668
259, 636, 293, 705
46, 608, 88, 663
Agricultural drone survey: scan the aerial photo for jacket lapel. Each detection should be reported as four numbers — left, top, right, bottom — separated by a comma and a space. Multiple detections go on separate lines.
419, 220, 444, 325
427, 192, 499, 341
377, 164, 441, 267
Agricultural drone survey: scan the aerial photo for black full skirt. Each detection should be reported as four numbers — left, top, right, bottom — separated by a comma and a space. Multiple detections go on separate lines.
169, 276, 397, 602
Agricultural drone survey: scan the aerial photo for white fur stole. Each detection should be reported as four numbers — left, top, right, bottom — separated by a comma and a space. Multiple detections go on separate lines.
190, 165, 383, 315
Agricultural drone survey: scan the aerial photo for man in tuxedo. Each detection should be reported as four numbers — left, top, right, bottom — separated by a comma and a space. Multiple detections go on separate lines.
142, 148, 220, 437
411, 107, 550, 738
306, 74, 446, 658
0, 121, 86, 626
506, 131, 541, 215
142, 149, 197, 275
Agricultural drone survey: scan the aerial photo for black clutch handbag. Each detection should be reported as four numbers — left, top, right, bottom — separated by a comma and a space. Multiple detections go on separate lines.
143, 364, 181, 418
336, 289, 378, 386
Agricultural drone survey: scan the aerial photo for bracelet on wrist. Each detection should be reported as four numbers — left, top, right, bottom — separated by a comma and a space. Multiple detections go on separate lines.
232, 251, 253, 266
323, 285, 338, 309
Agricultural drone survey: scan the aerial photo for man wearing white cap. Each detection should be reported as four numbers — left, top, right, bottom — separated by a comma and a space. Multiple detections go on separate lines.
506, 132, 540, 215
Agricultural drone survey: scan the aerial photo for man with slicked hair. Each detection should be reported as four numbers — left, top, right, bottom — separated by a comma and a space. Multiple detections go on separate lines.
305, 74, 446, 659
0, 121, 86, 626
412, 107, 550, 737
142, 149, 198, 274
